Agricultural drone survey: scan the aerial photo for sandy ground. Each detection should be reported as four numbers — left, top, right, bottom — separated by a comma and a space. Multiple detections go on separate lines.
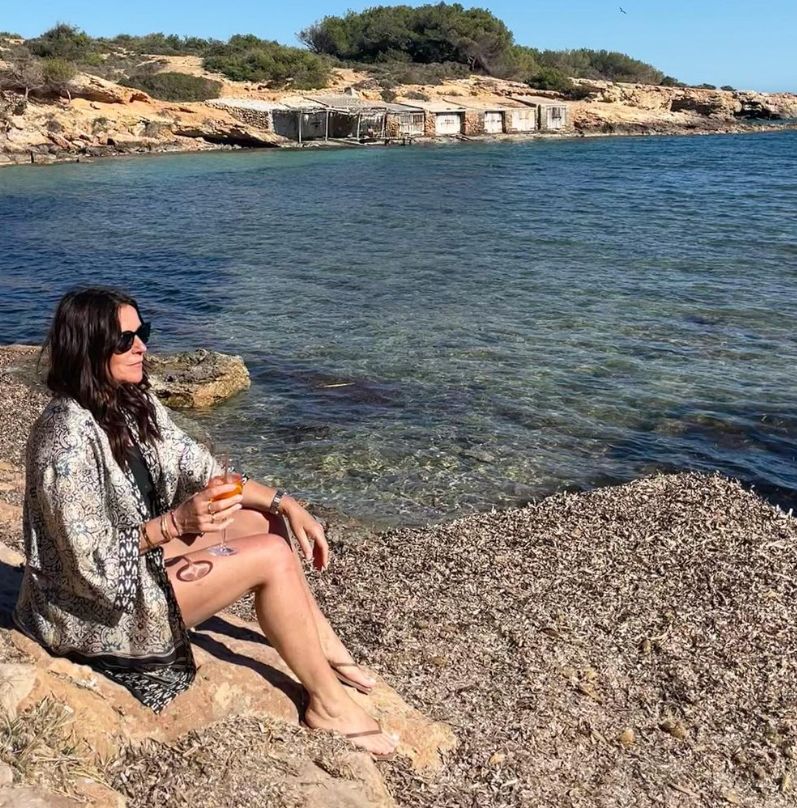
1, 346, 795, 806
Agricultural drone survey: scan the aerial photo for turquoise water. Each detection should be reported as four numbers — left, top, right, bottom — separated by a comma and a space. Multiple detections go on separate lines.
1, 132, 796, 527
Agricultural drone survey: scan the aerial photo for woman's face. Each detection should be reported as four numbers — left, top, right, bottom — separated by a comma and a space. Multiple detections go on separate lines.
108, 304, 147, 385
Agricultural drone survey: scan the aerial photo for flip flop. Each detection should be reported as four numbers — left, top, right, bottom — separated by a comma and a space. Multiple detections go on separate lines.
331, 661, 376, 694
344, 728, 398, 761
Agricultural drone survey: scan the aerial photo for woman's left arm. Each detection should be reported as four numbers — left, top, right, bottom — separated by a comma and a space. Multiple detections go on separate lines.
241, 480, 329, 571
150, 394, 329, 569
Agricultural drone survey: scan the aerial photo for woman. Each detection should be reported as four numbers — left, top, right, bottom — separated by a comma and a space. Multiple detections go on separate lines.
13, 287, 396, 759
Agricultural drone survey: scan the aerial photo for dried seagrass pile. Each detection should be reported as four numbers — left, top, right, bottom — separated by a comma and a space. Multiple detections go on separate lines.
301, 473, 797, 807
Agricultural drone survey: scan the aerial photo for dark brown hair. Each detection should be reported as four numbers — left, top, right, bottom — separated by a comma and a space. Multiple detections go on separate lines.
43, 287, 161, 467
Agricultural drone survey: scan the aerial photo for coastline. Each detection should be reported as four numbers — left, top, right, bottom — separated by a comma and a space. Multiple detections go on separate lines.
2, 68, 796, 169
1, 117, 795, 170
1, 343, 796, 806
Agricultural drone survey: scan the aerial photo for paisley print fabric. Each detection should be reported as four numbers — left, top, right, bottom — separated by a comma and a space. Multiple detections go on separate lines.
14, 393, 222, 711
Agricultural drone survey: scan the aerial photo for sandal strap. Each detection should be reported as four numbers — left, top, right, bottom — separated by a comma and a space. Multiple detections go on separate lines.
344, 729, 384, 740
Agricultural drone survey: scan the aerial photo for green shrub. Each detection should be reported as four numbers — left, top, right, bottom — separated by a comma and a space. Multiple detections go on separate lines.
300, 5, 666, 84
534, 48, 664, 84
660, 75, 686, 87
28, 24, 96, 62
204, 37, 330, 88
121, 71, 221, 101
41, 57, 77, 97
0, 32, 22, 39
106, 33, 220, 56
720, 85, 735, 92
368, 60, 469, 88
526, 67, 573, 94
695, 83, 717, 90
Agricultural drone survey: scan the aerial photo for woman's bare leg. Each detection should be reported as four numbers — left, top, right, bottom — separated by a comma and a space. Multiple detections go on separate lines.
232, 510, 376, 690
165, 509, 376, 691
166, 533, 394, 757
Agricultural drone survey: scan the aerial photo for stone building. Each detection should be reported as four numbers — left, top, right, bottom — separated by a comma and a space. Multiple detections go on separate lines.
441, 96, 538, 134
511, 95, 569, 131
396, 100, 467, 136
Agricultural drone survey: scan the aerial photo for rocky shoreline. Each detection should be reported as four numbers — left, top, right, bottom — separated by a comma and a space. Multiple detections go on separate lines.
0, 344, 796, 806
1, 68, 796, 168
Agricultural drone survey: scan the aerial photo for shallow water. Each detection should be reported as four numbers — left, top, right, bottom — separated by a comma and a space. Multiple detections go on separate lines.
1, 132, 795, 527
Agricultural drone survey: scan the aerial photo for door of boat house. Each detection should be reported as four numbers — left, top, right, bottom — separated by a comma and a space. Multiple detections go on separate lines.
483, 111, 503, 134
435, 113, 463, 135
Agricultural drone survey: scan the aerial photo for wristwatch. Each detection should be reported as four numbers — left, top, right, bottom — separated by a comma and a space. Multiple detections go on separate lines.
268, 489, 287, 514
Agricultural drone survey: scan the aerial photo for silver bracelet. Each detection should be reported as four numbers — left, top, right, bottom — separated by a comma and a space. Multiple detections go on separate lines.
268, 489, 286, 514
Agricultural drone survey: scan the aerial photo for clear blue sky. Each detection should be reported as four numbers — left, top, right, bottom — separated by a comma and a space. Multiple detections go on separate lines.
4, 1, 795, 92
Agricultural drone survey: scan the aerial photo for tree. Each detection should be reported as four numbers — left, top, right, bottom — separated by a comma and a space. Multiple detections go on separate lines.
204, 38, 331, 89
299, 4, 514, 70
526, 66, 573, 94
0, 52, 44, 100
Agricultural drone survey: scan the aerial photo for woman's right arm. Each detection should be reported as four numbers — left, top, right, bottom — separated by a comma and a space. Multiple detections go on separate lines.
32, 422, 240, 611
137, 482, 243, 554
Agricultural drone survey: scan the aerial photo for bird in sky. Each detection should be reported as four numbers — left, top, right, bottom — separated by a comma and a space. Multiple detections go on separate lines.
619, 5, 628, 13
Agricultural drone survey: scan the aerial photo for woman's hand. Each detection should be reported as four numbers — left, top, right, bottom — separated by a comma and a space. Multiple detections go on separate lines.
172, 482, 243, 536
282, 498, 329, 571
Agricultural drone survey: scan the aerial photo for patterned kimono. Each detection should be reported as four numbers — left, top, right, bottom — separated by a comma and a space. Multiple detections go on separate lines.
14, 393, 221, 711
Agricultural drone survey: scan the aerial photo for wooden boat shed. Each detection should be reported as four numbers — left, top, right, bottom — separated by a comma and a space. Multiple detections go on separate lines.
209, 95, 425, 143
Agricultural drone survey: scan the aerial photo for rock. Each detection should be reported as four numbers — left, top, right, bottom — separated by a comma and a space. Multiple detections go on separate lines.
73, 779, 127, 807
147, 349, 251, 409
617, 728, 635, 748
0, 344, 251, 411
659, 718, 688, 740
171, 120, 285, 148
0, 663, 36, 718
0, 764, 12, 787
68, 74, 150, 105
0, 787, 81, 807
0, 539, 452, 796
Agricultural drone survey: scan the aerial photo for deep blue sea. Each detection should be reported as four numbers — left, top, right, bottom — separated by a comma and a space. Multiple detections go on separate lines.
1, 132, 795, 527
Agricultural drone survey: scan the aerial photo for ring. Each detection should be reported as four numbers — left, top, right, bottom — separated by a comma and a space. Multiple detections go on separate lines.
210, 512, 216, 523
207, 502, 214, 515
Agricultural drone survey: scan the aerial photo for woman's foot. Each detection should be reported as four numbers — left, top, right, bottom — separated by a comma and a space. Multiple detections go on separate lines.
319, 635, 377, 693
329, 660, 377, 694
305, 694, 397, 759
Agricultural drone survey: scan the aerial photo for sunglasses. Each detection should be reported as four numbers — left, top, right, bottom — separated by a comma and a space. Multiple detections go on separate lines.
115, 322, 151, 354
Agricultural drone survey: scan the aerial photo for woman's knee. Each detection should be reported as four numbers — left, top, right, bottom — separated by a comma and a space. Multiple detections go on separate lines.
243, 532, 296, 578
229, 508, 270, 539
